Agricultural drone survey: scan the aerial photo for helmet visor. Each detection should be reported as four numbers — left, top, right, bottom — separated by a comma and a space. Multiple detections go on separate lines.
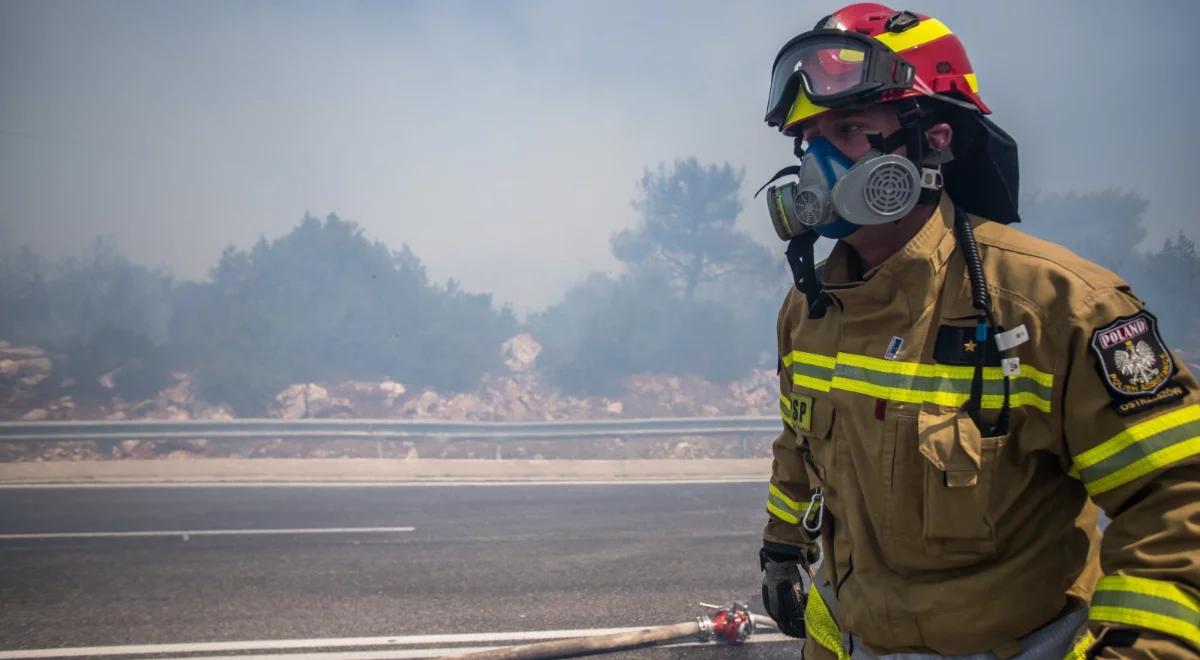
765, 30, 915, 128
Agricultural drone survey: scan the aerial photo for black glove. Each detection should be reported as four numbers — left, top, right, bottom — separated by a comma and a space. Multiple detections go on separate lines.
759, 541, 818, 639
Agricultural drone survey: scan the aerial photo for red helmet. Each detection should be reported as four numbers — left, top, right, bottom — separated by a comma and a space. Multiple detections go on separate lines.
765, 3, 990, 136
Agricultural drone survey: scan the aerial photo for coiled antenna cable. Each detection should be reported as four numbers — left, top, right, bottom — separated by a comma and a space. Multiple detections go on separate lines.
953, 205, 1011, 436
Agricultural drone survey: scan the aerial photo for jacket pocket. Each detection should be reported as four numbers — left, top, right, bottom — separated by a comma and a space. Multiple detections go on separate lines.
791, 389, 835, 484
917, 401, 1005, 555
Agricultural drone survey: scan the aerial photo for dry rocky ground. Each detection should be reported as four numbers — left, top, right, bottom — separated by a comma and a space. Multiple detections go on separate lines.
0, 335, 779, 462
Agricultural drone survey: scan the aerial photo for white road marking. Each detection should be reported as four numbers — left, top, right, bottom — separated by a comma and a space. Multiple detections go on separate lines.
161, 647, 502, 659
0, 526, 414, 540
0, 629, 639, 658
168, 634, 796, 659
0, 479, 763, 489
0, 631, 793, 659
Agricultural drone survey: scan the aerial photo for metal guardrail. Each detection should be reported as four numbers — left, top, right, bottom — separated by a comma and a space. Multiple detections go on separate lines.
0, 417, 781, 443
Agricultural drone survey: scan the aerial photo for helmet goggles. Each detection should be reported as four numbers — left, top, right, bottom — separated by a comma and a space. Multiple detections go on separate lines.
764, 29, 916, 129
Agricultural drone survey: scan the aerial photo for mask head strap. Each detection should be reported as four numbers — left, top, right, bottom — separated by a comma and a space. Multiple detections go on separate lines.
754, 164, 802, 198
785, 232, 829, 319
865, 129, 908, 155
894, 100, 950, 204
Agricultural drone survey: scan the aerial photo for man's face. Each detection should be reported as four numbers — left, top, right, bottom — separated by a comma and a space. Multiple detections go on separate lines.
799, 105, 902, 160
799, 103, 947, 261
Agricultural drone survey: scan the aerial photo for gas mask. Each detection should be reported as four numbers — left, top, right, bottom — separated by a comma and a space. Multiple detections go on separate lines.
761, 133, 945, 241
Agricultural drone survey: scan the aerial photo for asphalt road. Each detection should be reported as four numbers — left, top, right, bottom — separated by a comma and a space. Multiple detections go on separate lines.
0, 480, 802, 659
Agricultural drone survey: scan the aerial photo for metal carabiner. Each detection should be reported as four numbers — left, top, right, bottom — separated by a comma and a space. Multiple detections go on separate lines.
802, 488, 824, 534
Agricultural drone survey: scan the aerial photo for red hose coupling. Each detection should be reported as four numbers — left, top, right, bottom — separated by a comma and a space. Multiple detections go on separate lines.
711, 603, 753, 644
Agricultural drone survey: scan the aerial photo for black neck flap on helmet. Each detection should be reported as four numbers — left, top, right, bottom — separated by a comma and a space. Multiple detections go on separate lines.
942, 112, 1020, 224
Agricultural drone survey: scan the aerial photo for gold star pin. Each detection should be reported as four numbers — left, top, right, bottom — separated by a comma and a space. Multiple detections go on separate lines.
963, 340, 977, 352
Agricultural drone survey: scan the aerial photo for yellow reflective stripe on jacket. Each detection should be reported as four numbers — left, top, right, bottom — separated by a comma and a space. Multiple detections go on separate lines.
784, 350, 1054, 412
784, 351, 837, 393
1072, 404, 1200, 495
782, 351, 837, 370
835, 352, 1054, 389
1089, 575, 1200, 648
805, 584, 849, 660
779, 395, 795, 430
766, 483, 818, 526
1064, 630, 1095, 660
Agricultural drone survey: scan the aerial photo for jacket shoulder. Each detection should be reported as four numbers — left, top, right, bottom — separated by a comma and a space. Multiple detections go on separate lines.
970, 221, 1135, 322
778, 285, 805, 328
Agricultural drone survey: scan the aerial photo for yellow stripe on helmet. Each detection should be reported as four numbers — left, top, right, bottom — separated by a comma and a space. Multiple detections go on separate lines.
782, 89, 832, 133
873, 17, 954, 52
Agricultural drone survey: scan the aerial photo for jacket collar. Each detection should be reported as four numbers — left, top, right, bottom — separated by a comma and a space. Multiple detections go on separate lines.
819, 193, 960, 322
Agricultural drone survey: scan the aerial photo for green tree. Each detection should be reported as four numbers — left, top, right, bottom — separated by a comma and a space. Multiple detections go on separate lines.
172, 214, 516, 414
0, 246, 50, 343
0, 239, 175, 398
612, 158, 776, 300
532, 271, 760, 395
534, 158, 787, 395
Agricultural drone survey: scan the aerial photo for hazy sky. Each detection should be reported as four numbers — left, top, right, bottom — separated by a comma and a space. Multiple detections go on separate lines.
3, 0, 1198, 314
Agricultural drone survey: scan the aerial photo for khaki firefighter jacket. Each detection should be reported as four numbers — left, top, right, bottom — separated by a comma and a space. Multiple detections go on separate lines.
765, 194, 1200, 658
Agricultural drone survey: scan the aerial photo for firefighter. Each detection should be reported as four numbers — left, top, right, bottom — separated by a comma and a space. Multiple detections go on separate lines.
756, 4, 1200, 659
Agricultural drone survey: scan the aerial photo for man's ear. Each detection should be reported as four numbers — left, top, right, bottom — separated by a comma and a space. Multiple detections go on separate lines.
925, 122, 953, 151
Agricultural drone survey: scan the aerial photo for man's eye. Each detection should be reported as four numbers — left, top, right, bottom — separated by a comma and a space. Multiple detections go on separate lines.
837, 123, 864, 136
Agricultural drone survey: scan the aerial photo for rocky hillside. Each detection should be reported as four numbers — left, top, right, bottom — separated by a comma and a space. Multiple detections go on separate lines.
0, 341, 59, 420
0, 334, 778, 423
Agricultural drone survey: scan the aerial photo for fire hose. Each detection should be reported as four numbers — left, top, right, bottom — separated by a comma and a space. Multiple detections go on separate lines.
458, 603, 775, 659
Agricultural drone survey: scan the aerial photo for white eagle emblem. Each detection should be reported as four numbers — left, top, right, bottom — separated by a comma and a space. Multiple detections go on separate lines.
1114, 340, 1158, 386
